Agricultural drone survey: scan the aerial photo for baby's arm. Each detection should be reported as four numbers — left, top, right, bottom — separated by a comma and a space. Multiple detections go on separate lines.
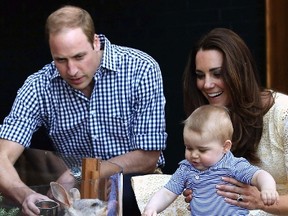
251, 170, 279, 206
142, 187, 178, 216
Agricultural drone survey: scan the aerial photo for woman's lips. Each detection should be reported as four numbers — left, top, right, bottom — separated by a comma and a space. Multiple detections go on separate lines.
207, 91, 223, 98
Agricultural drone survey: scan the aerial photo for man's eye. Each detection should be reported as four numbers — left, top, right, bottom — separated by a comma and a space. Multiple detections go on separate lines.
56, 59, 66, 63
75, 55, 84, 60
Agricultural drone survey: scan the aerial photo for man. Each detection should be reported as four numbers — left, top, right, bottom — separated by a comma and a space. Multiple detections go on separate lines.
0, 5, 167, 215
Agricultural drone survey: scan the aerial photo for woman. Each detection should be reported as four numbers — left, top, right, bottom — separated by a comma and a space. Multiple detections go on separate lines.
182, 28, 288, 215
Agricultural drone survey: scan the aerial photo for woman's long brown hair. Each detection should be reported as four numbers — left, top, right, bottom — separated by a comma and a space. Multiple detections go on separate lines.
183, 28, 272, 164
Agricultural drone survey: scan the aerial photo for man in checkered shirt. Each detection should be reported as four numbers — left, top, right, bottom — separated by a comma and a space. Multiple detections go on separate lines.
0, 5, 167, 216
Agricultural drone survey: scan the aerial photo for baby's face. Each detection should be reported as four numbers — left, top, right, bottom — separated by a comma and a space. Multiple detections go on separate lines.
183, 128, 226, 171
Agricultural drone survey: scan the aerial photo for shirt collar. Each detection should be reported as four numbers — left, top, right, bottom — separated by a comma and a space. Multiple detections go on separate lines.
98, 34, 119, 73
49, 62, 61, 80
180, 151, 233, 172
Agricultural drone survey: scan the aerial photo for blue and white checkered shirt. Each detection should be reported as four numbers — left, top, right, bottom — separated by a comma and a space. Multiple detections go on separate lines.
0, 35, 167, 167
165, 151, 260, 215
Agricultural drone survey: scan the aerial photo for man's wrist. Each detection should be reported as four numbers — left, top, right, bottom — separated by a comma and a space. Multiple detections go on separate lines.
70, 166, 82, 183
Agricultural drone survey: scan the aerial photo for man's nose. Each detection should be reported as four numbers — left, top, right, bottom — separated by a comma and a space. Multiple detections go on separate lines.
67, 61, 78, 76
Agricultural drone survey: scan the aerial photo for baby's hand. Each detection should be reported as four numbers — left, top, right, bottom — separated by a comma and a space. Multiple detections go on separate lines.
142, 210, 157, 216
260, 189, 279, 206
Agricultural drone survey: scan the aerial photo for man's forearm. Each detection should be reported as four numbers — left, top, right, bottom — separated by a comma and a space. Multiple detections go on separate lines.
0, 157, 34, 204
108, 150, 161, 174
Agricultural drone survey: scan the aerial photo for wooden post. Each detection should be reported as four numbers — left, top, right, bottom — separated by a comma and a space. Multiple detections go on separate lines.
98, 177, 108, 201
266, 0, 288, 94
80, 158, 101, 199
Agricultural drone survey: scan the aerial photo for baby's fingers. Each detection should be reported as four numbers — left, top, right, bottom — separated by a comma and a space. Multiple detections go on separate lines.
261, 192, 279, 206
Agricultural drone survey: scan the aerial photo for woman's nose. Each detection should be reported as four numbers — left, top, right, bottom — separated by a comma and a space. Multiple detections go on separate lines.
203, 77, 215, 89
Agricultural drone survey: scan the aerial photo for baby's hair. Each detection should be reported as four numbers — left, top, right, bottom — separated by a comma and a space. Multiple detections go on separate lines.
183, 105, 233, 141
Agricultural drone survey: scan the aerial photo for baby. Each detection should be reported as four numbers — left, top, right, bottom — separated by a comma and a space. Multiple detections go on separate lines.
142, 105, 279, 215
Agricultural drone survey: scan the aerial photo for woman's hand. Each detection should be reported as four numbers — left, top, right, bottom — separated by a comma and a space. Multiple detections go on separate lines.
182, 188, 193, 211
183, 188, 193, 203
216, 177, 265, 210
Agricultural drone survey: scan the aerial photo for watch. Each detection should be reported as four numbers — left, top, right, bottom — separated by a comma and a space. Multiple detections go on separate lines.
70, 166, 82, 183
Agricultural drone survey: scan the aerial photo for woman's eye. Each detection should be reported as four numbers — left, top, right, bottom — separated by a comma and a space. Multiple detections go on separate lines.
195, 72, 205, 79
213, 70, 222, 78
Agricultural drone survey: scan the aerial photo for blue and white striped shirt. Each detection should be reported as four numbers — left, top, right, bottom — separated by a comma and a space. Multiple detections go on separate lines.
165, 151, 260, 216
0, 35, 167, 167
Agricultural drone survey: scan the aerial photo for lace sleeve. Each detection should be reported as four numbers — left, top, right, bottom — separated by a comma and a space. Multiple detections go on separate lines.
283, 104, 288, 179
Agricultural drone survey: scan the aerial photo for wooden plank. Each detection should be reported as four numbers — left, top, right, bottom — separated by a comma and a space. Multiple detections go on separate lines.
80, 158, 100, 199
266, 0, 288, 94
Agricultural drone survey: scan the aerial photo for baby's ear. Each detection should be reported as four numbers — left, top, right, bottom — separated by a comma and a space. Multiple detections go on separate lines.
223, 140, 232, 153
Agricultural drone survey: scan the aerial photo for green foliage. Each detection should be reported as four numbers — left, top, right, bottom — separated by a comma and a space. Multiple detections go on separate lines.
0, 193, 20, 216
0, 208, 20, 216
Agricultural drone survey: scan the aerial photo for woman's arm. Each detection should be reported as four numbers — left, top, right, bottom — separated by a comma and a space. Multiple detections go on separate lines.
216, 177, 288, 215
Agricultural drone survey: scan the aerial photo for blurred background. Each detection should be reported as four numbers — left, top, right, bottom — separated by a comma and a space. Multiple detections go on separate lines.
0, 0, 286, 174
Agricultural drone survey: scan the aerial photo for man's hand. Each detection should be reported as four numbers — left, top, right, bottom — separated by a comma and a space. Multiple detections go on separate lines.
22, 193, 51, 216
46, 169, 76, 198
55, 169, 76, 190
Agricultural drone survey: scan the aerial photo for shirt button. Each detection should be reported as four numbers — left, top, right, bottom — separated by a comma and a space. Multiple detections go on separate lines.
195, 175, 200, 180
90, 110, 96, 115
92, 135, 97, 140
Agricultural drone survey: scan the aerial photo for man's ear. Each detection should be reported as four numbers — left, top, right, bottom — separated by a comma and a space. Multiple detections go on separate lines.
223, 140, 232, 153
93, 34, 101, 51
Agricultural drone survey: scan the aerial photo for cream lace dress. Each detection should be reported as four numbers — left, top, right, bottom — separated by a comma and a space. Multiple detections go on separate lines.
250, 92, 288, 216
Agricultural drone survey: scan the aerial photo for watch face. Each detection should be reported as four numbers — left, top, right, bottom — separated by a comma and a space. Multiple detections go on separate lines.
71, 167, 81, 177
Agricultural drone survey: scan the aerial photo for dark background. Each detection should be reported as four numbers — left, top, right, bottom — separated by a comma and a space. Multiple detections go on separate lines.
0, 0, 266, 174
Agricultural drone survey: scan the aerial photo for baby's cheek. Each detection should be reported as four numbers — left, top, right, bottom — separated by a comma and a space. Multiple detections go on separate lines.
201, 155, 218, 167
